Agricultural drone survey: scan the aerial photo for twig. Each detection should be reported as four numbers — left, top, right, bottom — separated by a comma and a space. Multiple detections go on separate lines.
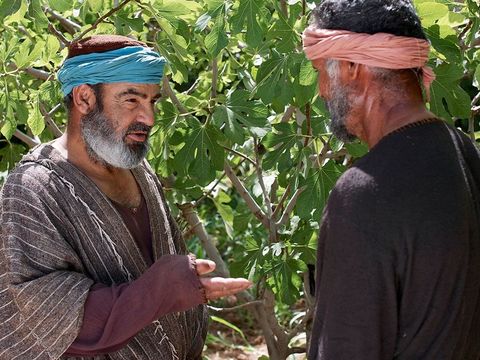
162, 76, 189, 114
18, 26, 35, 42
280, 0, 288, 18
45, 7, 81, 35
303, 102, 311, 147
40, 103, 63, 138
288, 308, 313, 341
193, 171, 227, 207
277, 186, 306, 226
14, 130, 40, 148
223, 146, 256, 166
281, 105, 295, 123
211, 57, 218, 100
72, 0, 133, 42
178, 203, 230, 277
224, 162, 269, 228
183, 78, 200, 95
253, 137, 276, 241
272, 183, 291, 219
208, 300, 264, 313
48, 24, 70, 47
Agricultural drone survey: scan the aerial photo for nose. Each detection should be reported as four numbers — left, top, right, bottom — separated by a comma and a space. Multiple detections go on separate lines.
137, 103, 155, 127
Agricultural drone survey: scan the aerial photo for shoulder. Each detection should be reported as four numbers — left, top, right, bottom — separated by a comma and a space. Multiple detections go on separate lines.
1, 145, 59, 202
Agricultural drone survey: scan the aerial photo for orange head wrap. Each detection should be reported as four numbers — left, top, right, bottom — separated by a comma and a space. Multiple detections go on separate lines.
302, 26, 435, 101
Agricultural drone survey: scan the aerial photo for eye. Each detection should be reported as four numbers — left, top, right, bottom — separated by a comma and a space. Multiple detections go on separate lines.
126, 98, 138, 104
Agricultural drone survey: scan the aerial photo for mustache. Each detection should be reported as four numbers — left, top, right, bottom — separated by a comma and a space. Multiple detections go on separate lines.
125, 123, 152, 135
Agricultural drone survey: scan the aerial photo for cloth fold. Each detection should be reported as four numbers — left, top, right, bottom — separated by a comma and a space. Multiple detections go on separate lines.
57, 46, 166, 96
302, 27, 435, 100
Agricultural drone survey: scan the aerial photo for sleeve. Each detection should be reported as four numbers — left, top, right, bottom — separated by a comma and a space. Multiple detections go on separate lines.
0, 166, 94, 360
308, 175, 399, 360
66, 254, 207, 356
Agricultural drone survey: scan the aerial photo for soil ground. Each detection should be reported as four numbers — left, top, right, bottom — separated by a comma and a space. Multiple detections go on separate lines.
202, 311, 307, 360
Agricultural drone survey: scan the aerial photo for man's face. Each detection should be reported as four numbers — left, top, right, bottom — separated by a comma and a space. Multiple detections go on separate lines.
81, 83, 161, 169
314, 59, 356, 143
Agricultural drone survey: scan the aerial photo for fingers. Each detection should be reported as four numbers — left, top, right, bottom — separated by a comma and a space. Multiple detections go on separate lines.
195, 259, 216, 275
200, 277, 252, 301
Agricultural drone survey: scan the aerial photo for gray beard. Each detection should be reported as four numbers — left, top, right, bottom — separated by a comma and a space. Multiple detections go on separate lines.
80, 106, 150, 169
326, 86, 356, 143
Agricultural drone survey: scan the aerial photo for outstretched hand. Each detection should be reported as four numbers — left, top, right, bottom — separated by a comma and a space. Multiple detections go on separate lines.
196, 259, 252, 301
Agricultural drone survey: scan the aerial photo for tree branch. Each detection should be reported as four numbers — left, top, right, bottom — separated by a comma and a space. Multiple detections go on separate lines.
24, 67, 51, 81
14, 130, 40, 148
177, 203, 230, 277
224, 162, 269, 228
277, 186, 306, 227
162, 76, 189, 114
288, 308, 313, 341
254, 137, 277, 241
48, 23, 71, 47
39, 103, 63, 138
272, 183, 290, 220
45, 7, 81, 35
281, 105, 295, 123
72, 0, 133, 42
223, 146, 256, 166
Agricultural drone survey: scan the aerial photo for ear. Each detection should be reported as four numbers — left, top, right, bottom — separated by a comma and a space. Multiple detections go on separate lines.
72, 85, 97, 115
346, 61, 362, 80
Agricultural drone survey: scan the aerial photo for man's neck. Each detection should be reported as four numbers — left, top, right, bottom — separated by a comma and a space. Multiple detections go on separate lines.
363, 102, 435, 148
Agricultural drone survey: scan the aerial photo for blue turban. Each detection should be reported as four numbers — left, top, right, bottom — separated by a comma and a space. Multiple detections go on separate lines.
57, 46, 167, 96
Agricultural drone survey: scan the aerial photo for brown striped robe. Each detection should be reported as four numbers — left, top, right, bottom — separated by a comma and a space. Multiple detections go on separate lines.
0, 144, 208, 359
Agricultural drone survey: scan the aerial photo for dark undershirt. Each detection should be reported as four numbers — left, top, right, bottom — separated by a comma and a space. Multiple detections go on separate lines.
65, 192, 206, 356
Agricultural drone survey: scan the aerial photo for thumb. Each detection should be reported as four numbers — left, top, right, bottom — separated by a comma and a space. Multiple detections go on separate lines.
195, 259, 216, 275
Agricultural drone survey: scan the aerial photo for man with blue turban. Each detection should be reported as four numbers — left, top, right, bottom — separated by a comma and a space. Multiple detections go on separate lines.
0, 35, 251, 360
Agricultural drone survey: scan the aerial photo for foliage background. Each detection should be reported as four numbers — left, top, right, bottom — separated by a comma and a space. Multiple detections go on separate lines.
0, 0, 479, 358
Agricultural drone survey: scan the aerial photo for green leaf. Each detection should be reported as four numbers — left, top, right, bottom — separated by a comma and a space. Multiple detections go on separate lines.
255, 52, 297, 107
0, 143, 26, 172
473, 64, 480, 90
213, 191, 234, 238
299, 58, 317, 86
173, 120, 225, 185
87, 0, 104, 12
28, 0, 49, 31
210, 316, 249, 345
231, 0, 266, 48
28, 95, 45, 136
213, 90, 270, 143
430, 63, 471, 119
416, 2, 449, 27
345, 142, 369, 158
48, 0, 72, 12
0, 0, 21, 21
267, 257, 305, 305
153, 0, 201, 22
267, 10, 298, 53
3, 0, 27, 24
263, 122, 300, 171
1, 100, 16, 140
296, 161, 345, 219
205, 16, 228, 57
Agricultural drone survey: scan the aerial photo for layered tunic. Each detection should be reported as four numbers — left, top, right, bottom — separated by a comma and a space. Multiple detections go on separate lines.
0, 144, 208, 359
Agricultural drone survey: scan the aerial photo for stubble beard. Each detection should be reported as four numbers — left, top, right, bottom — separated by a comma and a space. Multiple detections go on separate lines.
81, 105, 151, 169
326, 86, 357, 143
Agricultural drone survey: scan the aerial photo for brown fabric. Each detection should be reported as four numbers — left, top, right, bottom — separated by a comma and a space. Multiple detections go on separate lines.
66, 255, 207, 356
111, 193, 154, 265
0, 143, 209, 360
67, 35, 147, 59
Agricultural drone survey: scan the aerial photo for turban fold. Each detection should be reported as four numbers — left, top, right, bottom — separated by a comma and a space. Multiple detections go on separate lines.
58, 40, 166, 96
302, 27, 435, 101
